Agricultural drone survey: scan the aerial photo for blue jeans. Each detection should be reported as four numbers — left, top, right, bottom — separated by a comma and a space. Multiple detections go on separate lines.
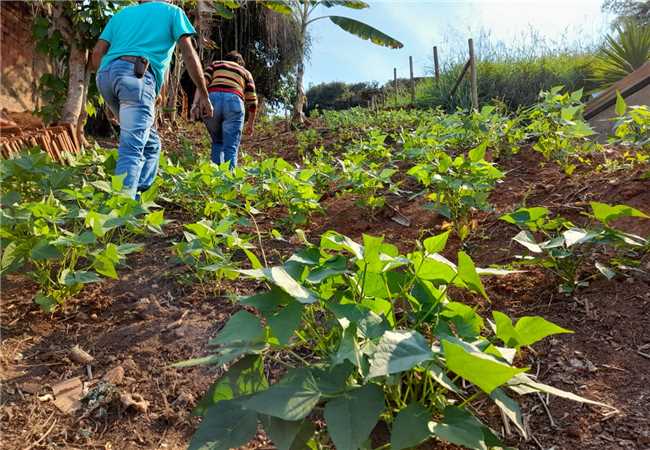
96, 59, 160, 198
203, 91, 245, 169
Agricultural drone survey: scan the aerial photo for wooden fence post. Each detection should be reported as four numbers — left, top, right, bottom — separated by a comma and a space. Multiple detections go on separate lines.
468, 38, 478, 110
409, 56, 415, 106
433, 46, 440, 83
393, 67, 398, 107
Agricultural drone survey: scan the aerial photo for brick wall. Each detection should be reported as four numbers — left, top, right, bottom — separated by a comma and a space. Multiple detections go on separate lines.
1, 1, 52, 112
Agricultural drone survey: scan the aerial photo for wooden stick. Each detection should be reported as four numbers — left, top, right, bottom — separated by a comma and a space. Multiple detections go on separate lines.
449, 59, 471, 97
433, 46, 440, 82
409, 56, 415, 106
393, 67, 397, 107
469, 38, 479, 110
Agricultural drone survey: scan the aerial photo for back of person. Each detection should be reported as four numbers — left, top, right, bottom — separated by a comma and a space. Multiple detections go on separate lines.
205, 60, 257, 110
98, 1, 192, 93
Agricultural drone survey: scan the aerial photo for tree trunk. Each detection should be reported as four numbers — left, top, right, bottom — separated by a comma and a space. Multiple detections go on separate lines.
60, 42, 88, 130
61, 40, 90, 150
292, 4, 309, 124
292, 59, 306, 124
76, 66, 91, 148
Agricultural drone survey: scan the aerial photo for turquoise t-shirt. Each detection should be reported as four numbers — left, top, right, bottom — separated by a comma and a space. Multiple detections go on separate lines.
98, 1, 195, 94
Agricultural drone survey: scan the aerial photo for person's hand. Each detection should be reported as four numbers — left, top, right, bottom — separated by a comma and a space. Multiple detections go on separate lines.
245, 121, 254, 137
195, 92, 213, 119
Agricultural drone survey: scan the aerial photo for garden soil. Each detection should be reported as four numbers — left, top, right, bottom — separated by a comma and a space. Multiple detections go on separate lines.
1, 121, 649, 450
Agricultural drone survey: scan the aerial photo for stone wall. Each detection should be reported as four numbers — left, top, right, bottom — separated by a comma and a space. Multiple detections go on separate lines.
1, 1, 52, 113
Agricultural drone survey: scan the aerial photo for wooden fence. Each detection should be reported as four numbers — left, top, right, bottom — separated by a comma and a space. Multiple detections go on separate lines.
370, 38, 479, 112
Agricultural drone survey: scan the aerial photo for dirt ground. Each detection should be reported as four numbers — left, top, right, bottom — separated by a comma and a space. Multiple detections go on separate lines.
1, 121, 649, 450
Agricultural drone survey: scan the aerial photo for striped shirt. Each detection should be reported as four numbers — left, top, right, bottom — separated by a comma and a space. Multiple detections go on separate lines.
204, 60, 257, 112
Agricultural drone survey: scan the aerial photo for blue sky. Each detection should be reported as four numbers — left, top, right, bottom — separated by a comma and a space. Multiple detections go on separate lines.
304, 0, 613, 87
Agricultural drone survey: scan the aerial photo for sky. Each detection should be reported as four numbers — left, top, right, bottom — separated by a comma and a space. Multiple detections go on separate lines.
304, 0, 613, 87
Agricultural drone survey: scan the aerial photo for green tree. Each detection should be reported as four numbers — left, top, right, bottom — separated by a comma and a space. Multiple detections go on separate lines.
602, 0, 650, 26
591, 19, 650, 88
286, 1, 403, 122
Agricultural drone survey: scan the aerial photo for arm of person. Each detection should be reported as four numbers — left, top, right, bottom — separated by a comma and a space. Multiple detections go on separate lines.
245, 108, 257, 136
91, 39, 110, 72
178, 36, 213, 119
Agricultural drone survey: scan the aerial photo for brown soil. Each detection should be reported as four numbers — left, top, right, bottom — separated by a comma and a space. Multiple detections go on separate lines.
2, 121, 650, 450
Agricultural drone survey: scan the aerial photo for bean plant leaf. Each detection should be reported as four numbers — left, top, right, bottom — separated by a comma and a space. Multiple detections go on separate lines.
240, 266, 317, 304
261, 416, 314, 450
507, 373, 612, 408
423, 231, 450, 254
490, 388, 527, 438
390, 402, 431, 450
615, 91, 626, 116
193, 355, 268, 416
513, 230, 543, 253
493, 311, 572, 348
324, 384, 385, 450
209, 311, 264, 346
188, 399, 258, 450
457, 251, 488, 299
429, 406, 501, 450
245, 370, 321, 421
62, 270, 101, 286
590, 202, 649, 225
268, 301, 304, 345
30, 240, 61, 260
442, 340, 526, 394
368, 330, 433, 378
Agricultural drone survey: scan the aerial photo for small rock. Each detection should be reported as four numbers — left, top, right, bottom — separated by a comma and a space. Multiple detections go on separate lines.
102, 366, 125, 385
18, 382, 42, 394
122, 357, 137, 373
120, 393, 149, 413
173, 326, 186, 338
70, 345, 94, 364
90, 313, 98, 320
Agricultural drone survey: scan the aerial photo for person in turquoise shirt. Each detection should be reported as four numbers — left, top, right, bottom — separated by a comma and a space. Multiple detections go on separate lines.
91, 0, 212, 198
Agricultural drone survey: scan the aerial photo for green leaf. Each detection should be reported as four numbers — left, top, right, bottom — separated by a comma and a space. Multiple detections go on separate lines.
468, 141, 487, 162
490, 388, 527, 438
423, 231, 450, 254
513, 316, 573, 347
111, 173, 126, 192
595, 261, 616, 279
440, 302, 484, 339
327, 16, 403, 49
390, 402, 431, 450
442, 340, 526, 394
324, 384, 385, 450
320, 0, 369, 9
34, 292, 58, 313
209, 311, 265, 346
240, 287, 293, 317
240, 266, 317, 304
507, 373, 611, 408
188, 399, 258, 450
590, 201, 649, 225
429, 406, 501, 450
1, 241, 22, 274
194, 355, 268, 416
368, 330, 433, 378
93, 254, 118, 279
30, 240, 61, 260
513, 230, 543, 253
615, 91, 627, 116
457, 251, 487, 299
117, 243, 144, 255
62, 270, 101, 287
245, 370, 321, 421
262, 417, 314, 450
493, 311, 572, 349
260, 1, 293, 15
268, 301, 303, 345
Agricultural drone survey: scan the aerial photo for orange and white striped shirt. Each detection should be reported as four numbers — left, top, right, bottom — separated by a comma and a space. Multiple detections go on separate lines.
204, 60, 257, 112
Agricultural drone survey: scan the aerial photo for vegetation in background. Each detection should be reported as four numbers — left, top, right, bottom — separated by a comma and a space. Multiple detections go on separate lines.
590, 19, 650, 88
602, 0, 650, 26
305, 81, 383, 112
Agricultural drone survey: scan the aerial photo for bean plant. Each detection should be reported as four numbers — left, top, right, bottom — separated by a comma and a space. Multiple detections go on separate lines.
179, 231, 608, 450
